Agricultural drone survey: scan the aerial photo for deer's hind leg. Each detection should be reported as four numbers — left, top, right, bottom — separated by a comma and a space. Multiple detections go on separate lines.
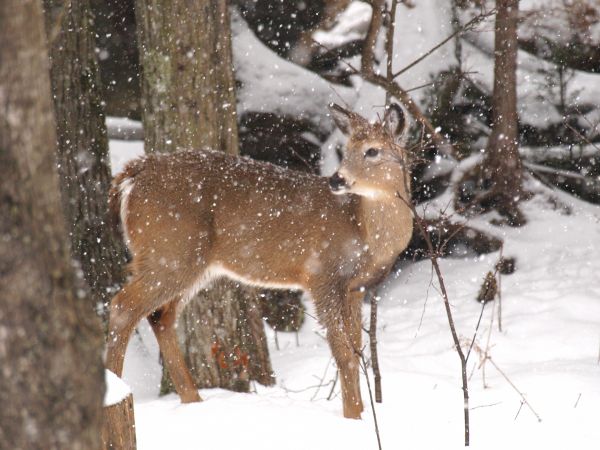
106, 259, 200, 381
106, 274, 172, 378
148, 299, 201, 403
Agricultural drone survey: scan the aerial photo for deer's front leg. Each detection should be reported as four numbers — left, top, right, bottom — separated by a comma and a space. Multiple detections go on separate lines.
324, 293, 364, 419
344, 290, 364, 415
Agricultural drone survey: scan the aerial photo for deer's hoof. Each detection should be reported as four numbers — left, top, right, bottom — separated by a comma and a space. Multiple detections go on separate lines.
180, 391, 202, 403
343, 404, 363, 420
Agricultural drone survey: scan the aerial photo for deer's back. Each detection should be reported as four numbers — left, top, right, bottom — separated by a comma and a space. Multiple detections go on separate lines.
120, 150, 364, 289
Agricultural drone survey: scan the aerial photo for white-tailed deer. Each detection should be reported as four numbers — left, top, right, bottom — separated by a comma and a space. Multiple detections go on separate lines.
106, 103, 413, 419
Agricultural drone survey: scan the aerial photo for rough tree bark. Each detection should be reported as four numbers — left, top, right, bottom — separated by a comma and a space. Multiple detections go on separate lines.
44, 0, 127, 322
0, 0, 105, 448
483, 0, 524, 222
135, 0, 274, 392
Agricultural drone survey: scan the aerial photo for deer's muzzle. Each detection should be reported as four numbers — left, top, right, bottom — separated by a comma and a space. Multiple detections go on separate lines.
329, 172, 348, 193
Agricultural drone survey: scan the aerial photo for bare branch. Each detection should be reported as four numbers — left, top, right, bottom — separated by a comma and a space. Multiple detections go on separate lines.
385, 0, 400, 105
563, 120, 600, 152
392, 9, 495, 78
357, 0, 452, 154
361, 0, 385, 73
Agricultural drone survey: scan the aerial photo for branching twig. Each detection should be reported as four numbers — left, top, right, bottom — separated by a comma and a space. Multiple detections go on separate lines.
487, 357, 542, 422
310, 357, 333, 401
407, 201, 470, 446
394, 124, 471, 444
396, 171, 470, 445
360, 0, 452, 155
392, 10, 495, 79
360, 2, 494, 157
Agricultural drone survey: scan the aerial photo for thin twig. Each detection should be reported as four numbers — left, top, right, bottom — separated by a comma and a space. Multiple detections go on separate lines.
326, 370, 339, 401
392, 10, 495, 78
471, 401, 502, 410
470, 251, 504, 358
514, 400, 525, 421
359, 350, 383, 450
480, 296, 496, 388
564, 120, 600, 152
466, 301, 487, 363
574, 393, 581, 409
311, 357, 333, 401
415, 264, 435, 337
487, 356, 542, 422
498, 244, 504, 332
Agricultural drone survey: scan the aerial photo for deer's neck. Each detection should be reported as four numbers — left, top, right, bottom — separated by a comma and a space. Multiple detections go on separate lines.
356, 183, 413, 268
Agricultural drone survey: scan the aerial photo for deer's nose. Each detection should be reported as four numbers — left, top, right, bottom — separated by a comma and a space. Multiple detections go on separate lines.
329, 172, 347, 192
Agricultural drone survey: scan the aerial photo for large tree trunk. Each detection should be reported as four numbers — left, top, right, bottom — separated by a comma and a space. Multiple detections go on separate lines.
44, 0, 127, 323
0, 1, 105, 448
135, 0, 274, 393
484, 0, 524, 222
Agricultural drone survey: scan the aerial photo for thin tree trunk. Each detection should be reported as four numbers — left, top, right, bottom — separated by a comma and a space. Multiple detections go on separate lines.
0, 1, 104, 448
484, 0, 523, 219
44, 0, 127, 323
135, 0, 274, 393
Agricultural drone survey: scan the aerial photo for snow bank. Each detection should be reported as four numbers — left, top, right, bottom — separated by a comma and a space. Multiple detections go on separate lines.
313, 1, 372, 48
232, 10, 356, 130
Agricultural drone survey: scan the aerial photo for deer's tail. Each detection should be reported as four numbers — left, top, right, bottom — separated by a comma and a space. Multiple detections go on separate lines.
108, 158, 145, 243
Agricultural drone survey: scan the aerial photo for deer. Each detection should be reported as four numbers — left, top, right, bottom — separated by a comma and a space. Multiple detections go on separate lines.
105, 103, 413, 419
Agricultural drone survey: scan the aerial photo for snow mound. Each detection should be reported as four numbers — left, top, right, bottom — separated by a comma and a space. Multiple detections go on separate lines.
105, 369, 132, 407
232, 10, 356, 129
313, 1, 372, 48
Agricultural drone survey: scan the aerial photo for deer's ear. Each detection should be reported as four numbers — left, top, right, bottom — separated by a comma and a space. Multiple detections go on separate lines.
329, 103, 354, 135
384, 103, 409, 143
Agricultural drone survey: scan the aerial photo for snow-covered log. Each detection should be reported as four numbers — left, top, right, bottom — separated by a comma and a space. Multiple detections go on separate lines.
102, 370, 136, 450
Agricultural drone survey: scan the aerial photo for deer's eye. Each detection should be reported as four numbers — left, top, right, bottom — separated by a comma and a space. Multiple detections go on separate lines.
364, 148, 380, 158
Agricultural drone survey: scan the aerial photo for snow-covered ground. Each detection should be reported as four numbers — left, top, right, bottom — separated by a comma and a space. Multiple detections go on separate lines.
110, 139, 600, 449
106, 0, 600, 446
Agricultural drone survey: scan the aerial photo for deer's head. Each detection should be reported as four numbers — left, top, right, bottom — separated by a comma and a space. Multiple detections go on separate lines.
328, 103, 409, 199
